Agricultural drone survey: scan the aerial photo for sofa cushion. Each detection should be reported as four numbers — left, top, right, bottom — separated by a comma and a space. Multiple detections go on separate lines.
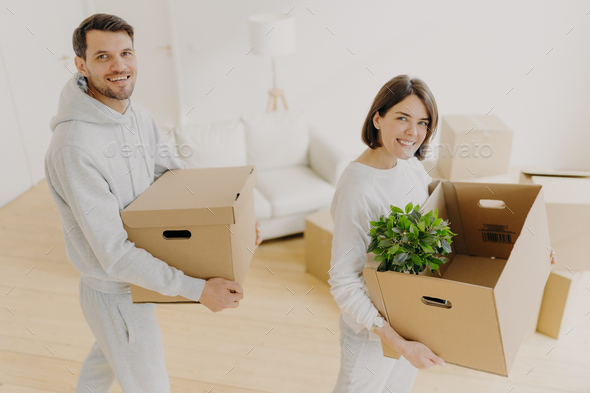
256, 166, 335, 217
242, 110, 309, 170
253, 187, 272, 220
173, 119, 247, 168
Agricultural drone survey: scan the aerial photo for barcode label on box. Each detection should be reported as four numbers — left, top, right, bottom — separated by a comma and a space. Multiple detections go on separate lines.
481, 231, 512, 244
478, 224, 515, 245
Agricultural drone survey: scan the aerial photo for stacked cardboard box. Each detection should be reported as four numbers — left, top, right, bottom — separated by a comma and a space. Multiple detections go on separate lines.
437, 115, 513, 181
519, 169, 590, 271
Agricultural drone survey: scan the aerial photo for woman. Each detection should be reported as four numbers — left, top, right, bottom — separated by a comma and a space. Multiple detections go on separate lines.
328, 75, 444, 393
328, 75, 558, 392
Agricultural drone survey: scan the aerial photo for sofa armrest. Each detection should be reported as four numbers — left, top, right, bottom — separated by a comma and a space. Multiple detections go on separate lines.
308, 128, 354, 186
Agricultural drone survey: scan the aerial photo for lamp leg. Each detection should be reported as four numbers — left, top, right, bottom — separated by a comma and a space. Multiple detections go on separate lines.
279, 92, 288, 110
266, 59, 288, 112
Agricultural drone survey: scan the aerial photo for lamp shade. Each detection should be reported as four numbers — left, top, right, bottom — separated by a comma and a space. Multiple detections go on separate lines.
248, 14, 296, 57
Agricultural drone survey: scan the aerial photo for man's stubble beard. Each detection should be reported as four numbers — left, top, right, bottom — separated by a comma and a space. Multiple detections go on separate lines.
87, 69, 135, 101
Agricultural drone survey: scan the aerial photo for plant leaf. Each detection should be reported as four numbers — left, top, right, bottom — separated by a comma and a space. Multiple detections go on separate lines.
367, 238, 379, 253
422, 236, 436, 245
388, 244, 400, 255
441, 239, 452, 253
393, 252, 408, 265
390, 206, 404, 214
405, 202, 413, 214
374, 255, 385, 262
410, 254, 422, 266
377, 259, 388, 271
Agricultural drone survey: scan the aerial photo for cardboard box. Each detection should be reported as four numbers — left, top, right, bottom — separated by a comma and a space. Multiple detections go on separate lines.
304, 209, 334, 284
364, 180, 552, 376
437, 115, 513, 181
121, 166, 257, 303
519, 169, 590, 271
536, 270, 577, 339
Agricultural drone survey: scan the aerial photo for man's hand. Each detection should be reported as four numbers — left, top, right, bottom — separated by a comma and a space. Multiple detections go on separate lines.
255, 221, 262, 246
199, 278, 244, 312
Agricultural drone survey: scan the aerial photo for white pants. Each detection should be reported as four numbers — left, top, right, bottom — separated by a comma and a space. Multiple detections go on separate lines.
75, 278, 170, 393
332, 314, 417, 393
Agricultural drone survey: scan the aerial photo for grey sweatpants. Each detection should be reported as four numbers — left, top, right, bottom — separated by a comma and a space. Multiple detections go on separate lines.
332, 314, 418, 393
75, 278, 170, 393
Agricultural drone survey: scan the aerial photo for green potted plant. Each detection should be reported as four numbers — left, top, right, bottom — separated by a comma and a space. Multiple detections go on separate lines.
367, 202, 457, 275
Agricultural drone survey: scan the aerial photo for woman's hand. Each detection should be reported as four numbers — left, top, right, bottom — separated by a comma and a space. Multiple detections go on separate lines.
399, 340, 446, 370
373, 323, 445, 370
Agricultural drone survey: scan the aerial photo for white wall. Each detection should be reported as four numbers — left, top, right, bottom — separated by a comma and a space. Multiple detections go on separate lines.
0, 49, 32, 207
0, 0, 86, 207
170, 0, 590, 170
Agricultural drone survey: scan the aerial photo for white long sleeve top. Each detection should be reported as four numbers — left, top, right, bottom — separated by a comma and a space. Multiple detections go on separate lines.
328, 158, 433, 333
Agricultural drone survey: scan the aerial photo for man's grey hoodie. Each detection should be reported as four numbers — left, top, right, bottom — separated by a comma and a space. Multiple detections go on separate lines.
45, 73, 205, 299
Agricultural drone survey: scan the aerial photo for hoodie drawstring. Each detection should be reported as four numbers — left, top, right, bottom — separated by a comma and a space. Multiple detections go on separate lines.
132, 107, 152, 180
119, 105, 153, 199
119, 122, 136, 198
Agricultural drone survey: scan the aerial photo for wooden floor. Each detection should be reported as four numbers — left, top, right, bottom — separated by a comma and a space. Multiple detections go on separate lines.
1, 181, 589, 392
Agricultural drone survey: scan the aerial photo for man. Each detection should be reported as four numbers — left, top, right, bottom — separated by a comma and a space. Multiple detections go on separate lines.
45, 13, 261, 392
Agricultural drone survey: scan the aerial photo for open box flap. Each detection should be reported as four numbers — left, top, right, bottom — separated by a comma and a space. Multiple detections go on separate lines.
450, 182, 542, 259
421, 181, 460, 274
493, 185, 552, 373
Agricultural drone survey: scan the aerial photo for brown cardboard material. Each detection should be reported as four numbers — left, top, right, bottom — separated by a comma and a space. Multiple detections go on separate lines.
519, 169, 590, 271
437, 115, 513, 181
364, 180, 552, 376
304, 209, 334, 285
121, 166, 257, 304
536, 270, 574, 339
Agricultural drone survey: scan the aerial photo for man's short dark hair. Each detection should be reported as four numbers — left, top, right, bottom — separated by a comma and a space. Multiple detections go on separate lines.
73, 13, 134, 61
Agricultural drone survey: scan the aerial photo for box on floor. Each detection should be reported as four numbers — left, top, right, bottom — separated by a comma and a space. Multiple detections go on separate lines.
519, 169, 590, 271
536, 270, 580, 340
364, 180, 552, 376
304, 209, 334, 285
121, 166, 258, 304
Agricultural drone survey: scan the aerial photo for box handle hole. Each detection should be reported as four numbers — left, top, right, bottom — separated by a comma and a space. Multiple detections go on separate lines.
163, 230, 191, 240
478, 199, 506, 209
421, 296, 452, 309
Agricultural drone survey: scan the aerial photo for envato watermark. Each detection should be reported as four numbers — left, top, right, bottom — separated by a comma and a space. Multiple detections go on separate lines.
103, 142, 193, 159
420, 141, 494, 159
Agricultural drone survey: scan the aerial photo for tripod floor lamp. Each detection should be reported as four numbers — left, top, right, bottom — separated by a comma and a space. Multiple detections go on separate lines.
248, 14, 296, 112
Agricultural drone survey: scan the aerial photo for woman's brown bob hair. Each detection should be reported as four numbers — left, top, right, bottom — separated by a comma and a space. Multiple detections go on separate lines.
361, 75, 438, 161
73, 14, 134, 61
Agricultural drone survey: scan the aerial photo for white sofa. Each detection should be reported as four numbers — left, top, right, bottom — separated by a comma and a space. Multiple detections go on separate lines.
167, 111, 351, 240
